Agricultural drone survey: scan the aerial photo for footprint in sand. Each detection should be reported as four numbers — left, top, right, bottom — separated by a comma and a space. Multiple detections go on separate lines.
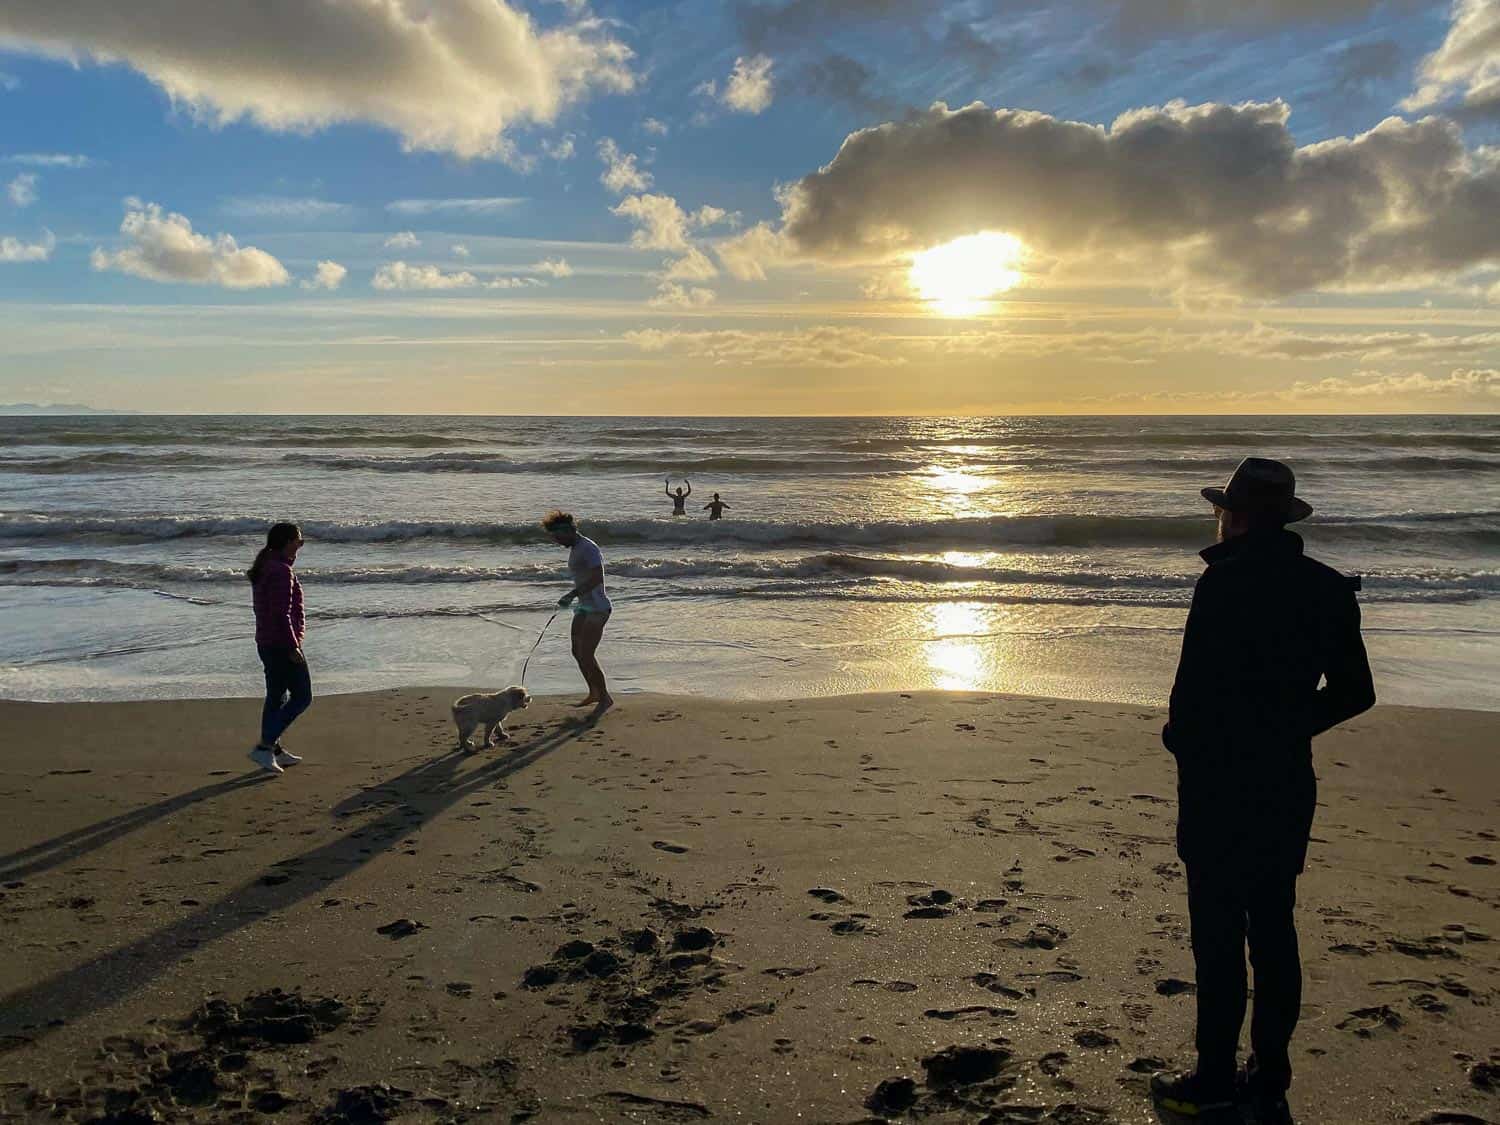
1335, 1005, 1404, 1036
652, 840, 690, 853
807, 887, 846, 903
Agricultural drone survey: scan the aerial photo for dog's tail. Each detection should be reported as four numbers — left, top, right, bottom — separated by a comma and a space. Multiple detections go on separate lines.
452, 693, 483, 711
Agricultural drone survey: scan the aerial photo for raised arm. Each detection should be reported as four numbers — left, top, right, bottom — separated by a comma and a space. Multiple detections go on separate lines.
683, 480, 691, 497
665, 478, 672, 497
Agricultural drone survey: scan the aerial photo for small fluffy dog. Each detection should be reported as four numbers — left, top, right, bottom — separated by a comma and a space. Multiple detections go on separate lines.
451, 686, 531, 751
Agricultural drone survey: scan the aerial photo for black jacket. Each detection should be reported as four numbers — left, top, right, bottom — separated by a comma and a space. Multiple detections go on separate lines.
1163, 529, 1375, 872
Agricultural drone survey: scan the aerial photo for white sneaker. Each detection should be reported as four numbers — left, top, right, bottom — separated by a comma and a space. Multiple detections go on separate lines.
249, 746, 284, 774
273, 747, 303, 766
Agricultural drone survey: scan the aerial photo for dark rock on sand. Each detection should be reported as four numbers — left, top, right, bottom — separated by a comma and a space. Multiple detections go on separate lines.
866, 1075, 919, 1114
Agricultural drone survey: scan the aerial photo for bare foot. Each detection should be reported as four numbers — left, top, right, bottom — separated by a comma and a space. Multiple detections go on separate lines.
573, 696, 599, 708
591, 696, 615, 716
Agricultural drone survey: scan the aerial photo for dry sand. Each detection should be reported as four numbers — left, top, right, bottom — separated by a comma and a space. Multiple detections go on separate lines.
0, 690, 1496, 1124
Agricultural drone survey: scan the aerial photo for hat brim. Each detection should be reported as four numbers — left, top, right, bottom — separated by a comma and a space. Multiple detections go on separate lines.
1201, 487, 1312, 523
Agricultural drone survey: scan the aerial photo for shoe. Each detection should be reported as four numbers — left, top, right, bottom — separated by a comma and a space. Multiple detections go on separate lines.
273, 745, 302, 766
249, 746, 284, 774
1245, 1091, 1294, 1124
1150, 1070, 1235, 1116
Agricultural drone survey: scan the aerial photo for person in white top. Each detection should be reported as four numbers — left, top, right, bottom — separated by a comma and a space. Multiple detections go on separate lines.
542, 510, 614, 714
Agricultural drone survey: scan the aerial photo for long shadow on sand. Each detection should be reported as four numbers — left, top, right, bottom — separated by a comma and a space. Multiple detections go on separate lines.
0, 717, 595, 1049
0, 773, 273, 883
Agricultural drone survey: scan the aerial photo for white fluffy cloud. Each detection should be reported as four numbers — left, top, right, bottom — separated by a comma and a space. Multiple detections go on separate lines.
451, 243, 471, 259
301, 260, 347, 290
7, 173, 38, 207
0, 0, 634, 159
371, 261, 543, 290
597, 138, 652, 194
714, 222, 790, 281
532, 256, 573, 277
642, 117, 669, 136
662, 247, 719, 280
90, 200, 289, 288
0, 230, 53, 262
384, 231, 420, 249
723, 54, 774, 113
371, 261, 481, 290
769, 99, 1500, 298
649, 281, 716, 308
611, 193, 691, 250
1404, 0, 1500, 119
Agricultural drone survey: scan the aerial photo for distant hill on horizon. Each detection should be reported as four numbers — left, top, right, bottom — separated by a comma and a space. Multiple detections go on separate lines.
0, 403, 138, 416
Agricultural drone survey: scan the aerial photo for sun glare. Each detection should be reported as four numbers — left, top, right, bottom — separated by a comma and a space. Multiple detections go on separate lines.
908, 232, 1024, 316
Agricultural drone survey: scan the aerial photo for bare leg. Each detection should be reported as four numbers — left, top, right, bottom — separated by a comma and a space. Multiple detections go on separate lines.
570, 613, 598, 706
574, 612, 613, 714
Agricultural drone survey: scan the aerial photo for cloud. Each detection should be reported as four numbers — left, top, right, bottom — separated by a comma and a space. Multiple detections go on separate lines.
662, 247, 718, 280
0, 230, 53, 262
1285, 367, 1500, 400
4, 152, 92, 168
1403, 0, 1500, 120
735, 0, 924, 52
770, 99, 1500, 298
90, 200, 289, 288
0, 73, 18, 91
642, 117, 669, 136
384, 231, 420, 249
220, 195, 351, 220
0, 0, 634, 159
301, 260, 347, 290
1328, 38, 1403, 99
451, 243, 471, 259
691, 204, 737, 229
649, 281, 716, 307
371, 261, 481, 290
542, 133, 576, 160
386, 197, 525, 215
531, 256, 573, 277
1109, 0, 1387, 35
597, 138, 652, 194
625, 325, 907, 368
714, 221, 791, 281
7, 173, 38, 207
794, 52, 899, 115
611, 193, 690, 250
723, 54, 774, 113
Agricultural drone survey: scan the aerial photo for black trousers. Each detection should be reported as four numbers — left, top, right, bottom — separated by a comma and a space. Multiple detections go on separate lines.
257, 644, 312, 747
1186, 862, 1301, 1093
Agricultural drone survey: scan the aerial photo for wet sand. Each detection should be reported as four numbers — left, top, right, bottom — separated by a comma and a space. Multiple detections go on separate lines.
0, 690, 1496, 1123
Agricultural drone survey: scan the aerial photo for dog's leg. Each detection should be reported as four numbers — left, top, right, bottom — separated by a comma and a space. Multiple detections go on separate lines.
495, 718, 511, 743
454, 712, 472, 752
483, 721, 500, 748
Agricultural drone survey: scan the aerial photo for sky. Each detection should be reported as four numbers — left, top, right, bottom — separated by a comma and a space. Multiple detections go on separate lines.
1, 0, 1499, 415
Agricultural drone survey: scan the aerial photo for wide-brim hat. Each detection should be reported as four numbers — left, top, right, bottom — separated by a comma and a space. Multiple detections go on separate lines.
1201, 456, 1312, 523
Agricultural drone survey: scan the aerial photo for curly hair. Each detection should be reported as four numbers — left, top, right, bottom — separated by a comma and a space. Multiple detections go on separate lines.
541, 509, 575, 533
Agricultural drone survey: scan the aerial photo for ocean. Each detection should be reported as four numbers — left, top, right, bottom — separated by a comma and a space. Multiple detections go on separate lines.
1, 414, 1496, 709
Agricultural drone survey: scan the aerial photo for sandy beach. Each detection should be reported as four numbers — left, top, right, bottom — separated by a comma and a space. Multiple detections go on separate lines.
0, 690, 1496, 1123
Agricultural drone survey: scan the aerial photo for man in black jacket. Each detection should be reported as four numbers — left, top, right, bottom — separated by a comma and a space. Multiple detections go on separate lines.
1151, 458, 1375, 1123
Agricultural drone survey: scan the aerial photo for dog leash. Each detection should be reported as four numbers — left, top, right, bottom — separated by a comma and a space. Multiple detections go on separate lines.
520, 611, 559, 687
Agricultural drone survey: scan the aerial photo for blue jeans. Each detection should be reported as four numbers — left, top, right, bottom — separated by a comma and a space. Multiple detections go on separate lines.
258, 644, 312, 746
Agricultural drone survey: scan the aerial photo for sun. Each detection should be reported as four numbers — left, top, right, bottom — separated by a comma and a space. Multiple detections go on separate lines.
908, 231, 1024, 316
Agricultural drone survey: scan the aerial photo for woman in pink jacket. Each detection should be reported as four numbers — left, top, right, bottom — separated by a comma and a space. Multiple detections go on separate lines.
247, 522, 311, 774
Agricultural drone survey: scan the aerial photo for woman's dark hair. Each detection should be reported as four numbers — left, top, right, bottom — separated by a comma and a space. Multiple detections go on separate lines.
541, 509, 575, 533
248, 522, 302, 584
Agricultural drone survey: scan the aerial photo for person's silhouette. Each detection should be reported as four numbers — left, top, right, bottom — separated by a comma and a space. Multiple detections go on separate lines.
1151, 457, 1374, 1125
703, 492, 729, 520
666, 478, 691, 515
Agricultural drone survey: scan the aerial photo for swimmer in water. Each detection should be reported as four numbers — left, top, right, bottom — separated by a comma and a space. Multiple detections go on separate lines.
703, 493, 729, 520
666, 477, 691, 515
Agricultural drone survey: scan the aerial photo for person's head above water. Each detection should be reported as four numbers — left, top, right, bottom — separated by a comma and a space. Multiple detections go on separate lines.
542, 509, 579, 546
712, 493, 721, 501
